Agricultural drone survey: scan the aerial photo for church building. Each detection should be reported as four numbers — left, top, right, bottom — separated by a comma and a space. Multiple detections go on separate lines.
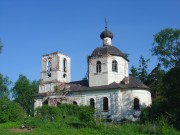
34, 26, 152, 121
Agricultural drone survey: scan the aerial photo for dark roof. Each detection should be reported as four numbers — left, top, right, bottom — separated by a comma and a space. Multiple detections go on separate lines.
34, 77, 149, 97
68, 77, 149, 92
33, 93, 47, 98
91, 45, 128, 61
100, 27, 113, 39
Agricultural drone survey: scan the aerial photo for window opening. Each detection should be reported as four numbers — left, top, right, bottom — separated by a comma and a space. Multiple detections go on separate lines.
47, 58, 52, 77
103, 97, 108, 111
112, 60, 118, 72
96, 61, 101, 73
63, 74, 66, 78
90, 98, 95, 108
134, 98, 140, 110
63, 58, 67, 72
73, 101, 77, 105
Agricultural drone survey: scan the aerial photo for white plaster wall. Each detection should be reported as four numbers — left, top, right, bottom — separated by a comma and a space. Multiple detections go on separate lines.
71, 89, 121, 118
121, 89, 151, 117
107, 56, 129, 84
39, 83, 60, 93
34, 99, 43, 109
89, 56, 109, 87
103, 37, 112, 46
70, 89, 151, 119
41, 52, 71, 83
88, 55, 129, 87
59, 53, 71, 83
39, 52, 71, 93
35, 88, 152, 120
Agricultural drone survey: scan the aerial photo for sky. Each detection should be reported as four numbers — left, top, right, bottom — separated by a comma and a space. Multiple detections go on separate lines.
0, 0, 180, 84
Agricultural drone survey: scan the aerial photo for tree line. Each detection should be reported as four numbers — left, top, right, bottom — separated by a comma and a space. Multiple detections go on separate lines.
0, 41, 39, 122
130, 28, 180, 129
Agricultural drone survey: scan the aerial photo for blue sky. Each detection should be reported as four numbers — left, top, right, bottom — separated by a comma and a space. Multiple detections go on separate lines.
0, 0, 180, 83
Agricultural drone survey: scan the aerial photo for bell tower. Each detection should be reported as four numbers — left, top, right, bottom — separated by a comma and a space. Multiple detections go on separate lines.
39, 52, 71, 93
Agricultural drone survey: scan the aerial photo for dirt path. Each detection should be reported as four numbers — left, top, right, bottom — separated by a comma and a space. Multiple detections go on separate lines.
9, 128, 33, 133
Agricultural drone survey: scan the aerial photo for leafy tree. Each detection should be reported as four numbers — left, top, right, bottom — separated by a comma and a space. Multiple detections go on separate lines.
12, 74, 39, 116
162, 67, 180, 129
141, 28, 180, 130
151, 28, 180, 68
0, 98, 24, 123
162, 67, 180, 109
0, 73, 12, 99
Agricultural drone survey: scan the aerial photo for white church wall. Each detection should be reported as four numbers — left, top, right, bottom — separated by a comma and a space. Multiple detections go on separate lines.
107, 56, 129, 84
121, 89, 151, 117
71, 89, 122, 118
34, 98, 43, 109
88, 55, 129, 87
58, 54, 71, 83
39, 52, 71, 93
41, 52, 71, 83
88, 56, 109, 87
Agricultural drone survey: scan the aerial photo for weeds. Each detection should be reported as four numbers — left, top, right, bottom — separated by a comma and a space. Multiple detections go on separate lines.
0, 105, 179, 135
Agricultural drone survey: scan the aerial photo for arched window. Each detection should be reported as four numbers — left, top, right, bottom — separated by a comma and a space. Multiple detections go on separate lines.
90, 98, 95, 108
63, 58, 67, 72
103, 97, 108, 111
112, 60, 118, 72
134, 98, 140, 110
73, 101, 77, 105
47, 58, 52, 77
96, 61, 101, 73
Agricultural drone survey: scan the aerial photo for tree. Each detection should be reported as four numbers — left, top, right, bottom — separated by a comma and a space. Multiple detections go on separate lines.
130, 66, 139, 79
138, 56, 150, 84
12, 74, 39, 116
130, 55, 149, 84
163, 67, 180, 129
162, 67, 180, 108
0, 98, 24, 123
0, 73, 12, 99
141, 28, 180, 130
146, 64, 165, 100
151, 28, 180, 68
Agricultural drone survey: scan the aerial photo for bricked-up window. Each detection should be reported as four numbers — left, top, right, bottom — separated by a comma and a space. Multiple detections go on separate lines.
103, 97, 108, 111
96, 61, 101, 73
112, 60, 118, 72
90, 98, 95, 108
134, 98, 140, 110
63, 58, 67, 72
47, 58, 52, 77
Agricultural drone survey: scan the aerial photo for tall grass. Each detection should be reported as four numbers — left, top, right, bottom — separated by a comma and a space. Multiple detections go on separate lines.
0, 119, 180, 135
0, 105, 179, 135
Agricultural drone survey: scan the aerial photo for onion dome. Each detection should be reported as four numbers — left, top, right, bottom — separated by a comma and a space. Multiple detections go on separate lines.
100, 27, 113, 39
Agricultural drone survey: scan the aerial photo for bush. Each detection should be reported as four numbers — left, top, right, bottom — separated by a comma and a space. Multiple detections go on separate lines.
35, 104, 95, 126
35, 105, 59, 122
78, 106, 95, 126
0, 98, 25, 123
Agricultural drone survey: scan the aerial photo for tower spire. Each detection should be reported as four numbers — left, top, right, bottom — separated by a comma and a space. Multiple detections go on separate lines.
105, 17, 108, 30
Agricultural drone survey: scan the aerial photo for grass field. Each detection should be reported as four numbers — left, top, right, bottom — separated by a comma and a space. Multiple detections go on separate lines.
0, 117, 180, 135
